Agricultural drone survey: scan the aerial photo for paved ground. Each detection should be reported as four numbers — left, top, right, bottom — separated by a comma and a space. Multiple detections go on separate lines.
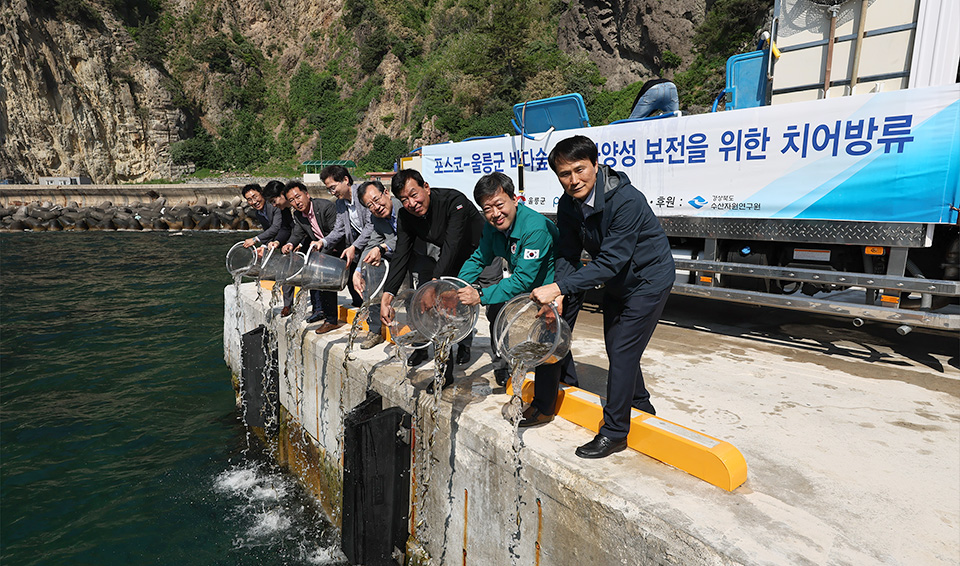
557, 295, 959, 564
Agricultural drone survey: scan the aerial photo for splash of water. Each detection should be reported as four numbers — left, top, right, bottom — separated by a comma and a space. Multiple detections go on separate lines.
213, 462, 347, 564
500, 341, 551, 564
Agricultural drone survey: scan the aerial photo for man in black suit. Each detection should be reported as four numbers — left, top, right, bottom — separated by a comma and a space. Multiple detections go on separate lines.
379, 169, 483, 391
531, 135, 675, 459
281, 180, 341, 334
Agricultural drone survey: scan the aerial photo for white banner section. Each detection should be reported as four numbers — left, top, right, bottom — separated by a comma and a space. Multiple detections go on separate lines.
422, 84, 959, 224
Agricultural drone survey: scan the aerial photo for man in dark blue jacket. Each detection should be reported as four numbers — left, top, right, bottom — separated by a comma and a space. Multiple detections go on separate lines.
531, 135, 674, 459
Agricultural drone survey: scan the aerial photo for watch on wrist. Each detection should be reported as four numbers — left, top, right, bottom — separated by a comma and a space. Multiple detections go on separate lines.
471, 283, 483, 297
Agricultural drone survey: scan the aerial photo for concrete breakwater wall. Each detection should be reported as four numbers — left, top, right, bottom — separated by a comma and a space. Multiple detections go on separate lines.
0, 184, 248, 208
0, 184, 265, 231
224, 282, 752, 565
0, 196, 257, 232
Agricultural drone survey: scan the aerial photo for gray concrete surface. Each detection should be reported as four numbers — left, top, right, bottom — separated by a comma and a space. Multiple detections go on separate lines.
225, 283, 959, 565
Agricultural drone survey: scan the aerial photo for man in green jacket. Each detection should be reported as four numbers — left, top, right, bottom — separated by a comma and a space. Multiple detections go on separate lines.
457, 172, 577, 427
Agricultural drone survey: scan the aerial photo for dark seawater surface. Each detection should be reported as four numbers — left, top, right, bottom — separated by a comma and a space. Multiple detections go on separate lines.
1, 232, 344, 565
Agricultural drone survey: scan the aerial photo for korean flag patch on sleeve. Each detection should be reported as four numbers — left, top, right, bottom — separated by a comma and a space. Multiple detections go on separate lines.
523, 248, 540, 260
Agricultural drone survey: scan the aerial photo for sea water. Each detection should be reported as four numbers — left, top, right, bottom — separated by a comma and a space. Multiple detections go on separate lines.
0, 231, 347, 565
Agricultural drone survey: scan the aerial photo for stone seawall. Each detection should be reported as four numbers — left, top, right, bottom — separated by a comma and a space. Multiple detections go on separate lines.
224, 282, 749, 565
224, 281, 960, 565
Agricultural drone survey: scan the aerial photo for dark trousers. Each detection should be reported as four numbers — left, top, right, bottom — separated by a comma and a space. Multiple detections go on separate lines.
309, 289, 339, 324
598, 286, 671, 440
487, 294, 581, 415
345, 257, 363, 308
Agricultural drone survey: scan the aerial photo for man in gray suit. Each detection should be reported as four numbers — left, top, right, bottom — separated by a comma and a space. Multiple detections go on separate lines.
352, 180, 401, 349
319, 165, 373, 308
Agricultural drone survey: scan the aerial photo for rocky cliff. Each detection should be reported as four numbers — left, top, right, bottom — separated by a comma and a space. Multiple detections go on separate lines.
559, 0, 705, 89
0, 0, 188, 183
0, 0, 711, 183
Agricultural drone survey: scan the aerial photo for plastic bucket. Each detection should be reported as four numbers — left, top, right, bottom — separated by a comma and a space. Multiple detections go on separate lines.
409, 277, 479, 344
297, 247, 350, 291
277, 251, 307, 285
493, 295, 571, 367
388, 288, 429, 351
360, 260, 389, 304
226, 241, 260, 277
258, 247, 302, 283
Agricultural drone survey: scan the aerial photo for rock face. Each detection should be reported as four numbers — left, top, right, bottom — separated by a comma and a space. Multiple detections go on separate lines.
559, 0, 706, 90
0, 0, 187, 183
0, 0, 706, 182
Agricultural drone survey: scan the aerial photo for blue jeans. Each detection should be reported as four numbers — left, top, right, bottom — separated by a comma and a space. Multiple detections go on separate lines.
628, 83, 679, 119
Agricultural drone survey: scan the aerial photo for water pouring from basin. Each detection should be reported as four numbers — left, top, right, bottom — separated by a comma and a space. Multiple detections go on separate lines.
293, 247, 350, 291
387, 288, 429, 358
408, 277, 479, 345
226, 241, 264, 278
493, 295, 571, 368
360, 260, 389, 304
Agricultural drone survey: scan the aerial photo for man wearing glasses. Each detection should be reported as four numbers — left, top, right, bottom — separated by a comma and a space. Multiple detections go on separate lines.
379, 169, 484, 391
319, 165, 373, 308
351, 180, 401, 349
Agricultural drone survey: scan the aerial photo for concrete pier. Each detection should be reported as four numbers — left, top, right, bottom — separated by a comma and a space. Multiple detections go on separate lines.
223, 281, 959, 565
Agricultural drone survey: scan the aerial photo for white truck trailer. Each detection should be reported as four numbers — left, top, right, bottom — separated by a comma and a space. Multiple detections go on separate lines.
413, 0, 959, 332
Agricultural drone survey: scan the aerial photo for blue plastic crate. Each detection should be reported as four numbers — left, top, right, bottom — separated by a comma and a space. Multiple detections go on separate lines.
512, 93, 591, 135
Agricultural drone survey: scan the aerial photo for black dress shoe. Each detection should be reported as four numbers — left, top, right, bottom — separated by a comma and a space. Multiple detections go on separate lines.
519, 406, 554, 427
493, 368, 510, 387
407, 348, 429, 367
305, 310, 325, 324
456, 344, 471, 365
426, 363, 454, 394
575, 434, 627, 459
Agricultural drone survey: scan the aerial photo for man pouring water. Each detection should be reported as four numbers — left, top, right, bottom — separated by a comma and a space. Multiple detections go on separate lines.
530, 135, 674, 459
456, 172, 578, 427
379, 169, 483, 392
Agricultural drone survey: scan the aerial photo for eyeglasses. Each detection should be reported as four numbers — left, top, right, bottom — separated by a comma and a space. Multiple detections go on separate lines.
363, 190, 387, 210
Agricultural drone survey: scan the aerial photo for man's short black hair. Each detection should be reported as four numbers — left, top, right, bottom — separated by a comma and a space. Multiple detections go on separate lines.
547, 135, 598, 172
262, 180, 285, 200
358, 180, 386, 206
473, 172, 515, 206
391, 169, 426, 197
284, 180, 308, 196
241, 183, 262, 198
319, 164, 353, 185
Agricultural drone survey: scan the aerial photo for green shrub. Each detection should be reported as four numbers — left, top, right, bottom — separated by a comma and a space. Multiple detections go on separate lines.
171, 129, 219, 168
672, 0, 772, 109
357, 135, 410, 172
661, 50, 682, 69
